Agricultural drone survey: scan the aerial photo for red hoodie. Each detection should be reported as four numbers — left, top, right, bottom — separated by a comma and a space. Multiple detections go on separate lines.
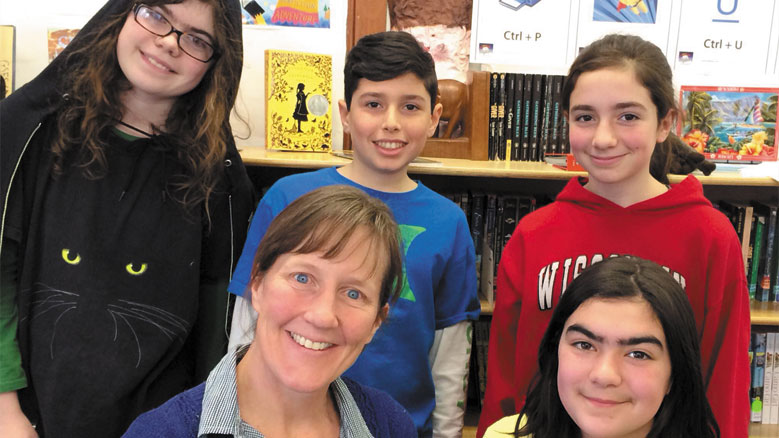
477, 175, 750, 438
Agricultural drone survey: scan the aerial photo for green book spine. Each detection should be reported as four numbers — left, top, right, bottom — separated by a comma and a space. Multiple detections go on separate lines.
750, 215, 766, 300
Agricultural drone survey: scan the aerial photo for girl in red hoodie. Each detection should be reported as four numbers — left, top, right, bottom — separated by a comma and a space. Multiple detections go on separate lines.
478, 33, 749, 438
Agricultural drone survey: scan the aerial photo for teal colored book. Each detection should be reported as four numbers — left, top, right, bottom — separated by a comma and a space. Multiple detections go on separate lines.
752, 332, 768, 422
750, 213, 766, 300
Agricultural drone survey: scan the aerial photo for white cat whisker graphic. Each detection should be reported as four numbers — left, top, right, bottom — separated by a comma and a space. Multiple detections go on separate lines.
108, 310, 143, 367
21, 284, 80, 323
117, 299, 189, 333
107, 300, 189, 367
20, 284, 81, 359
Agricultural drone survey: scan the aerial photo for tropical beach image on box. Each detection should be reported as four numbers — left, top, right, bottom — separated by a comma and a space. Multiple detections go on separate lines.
680, 87, 777, 162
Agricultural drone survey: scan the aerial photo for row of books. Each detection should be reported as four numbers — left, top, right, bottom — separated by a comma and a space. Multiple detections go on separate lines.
455, 194, 777, 408
472, 318, 490, 407
751, 331, 779, 424
446, 190, 551, 407
442, 191, 549, 303
447, 191, 546, 407
718, 201, 779, 302
443, 191, 779, 306
487, 73, 569, 162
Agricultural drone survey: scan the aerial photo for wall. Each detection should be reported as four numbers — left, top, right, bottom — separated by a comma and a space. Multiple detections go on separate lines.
0, 0, 349, 149
472, 1, 779, 89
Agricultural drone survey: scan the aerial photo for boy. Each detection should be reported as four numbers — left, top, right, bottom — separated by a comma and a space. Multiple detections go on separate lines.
227, 31, 480, 437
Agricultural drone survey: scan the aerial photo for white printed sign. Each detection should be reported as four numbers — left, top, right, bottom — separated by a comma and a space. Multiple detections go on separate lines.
470, 0, 577, 70
575, 0, 675, 56
674, 0, 778, 76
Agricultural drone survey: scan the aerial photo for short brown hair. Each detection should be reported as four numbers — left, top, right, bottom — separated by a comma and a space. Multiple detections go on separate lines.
250, 185, 403, 310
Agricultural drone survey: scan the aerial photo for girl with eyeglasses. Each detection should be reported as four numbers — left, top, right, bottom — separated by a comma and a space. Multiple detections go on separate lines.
0, 0, 254, 437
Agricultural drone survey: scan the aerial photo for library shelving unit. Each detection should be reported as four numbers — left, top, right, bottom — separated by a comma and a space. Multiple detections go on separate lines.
239, 147, 779, 187
750, 303, 779, 437
238, 147, 779, 437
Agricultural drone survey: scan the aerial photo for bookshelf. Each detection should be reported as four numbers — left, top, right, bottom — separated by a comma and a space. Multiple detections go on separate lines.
751, 301, 779, 326
239, 148, 779, 187
259, 1, 776, 435
464, 421, 779, 437
479, 300, 779, 325
750, 423, 779, 438
239, 149, 778, 437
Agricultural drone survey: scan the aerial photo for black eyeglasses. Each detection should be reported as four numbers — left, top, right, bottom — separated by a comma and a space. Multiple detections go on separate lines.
133, 3, 217, 62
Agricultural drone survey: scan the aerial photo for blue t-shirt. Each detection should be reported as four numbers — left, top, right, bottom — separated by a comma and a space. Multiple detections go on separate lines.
228, 167, 480, 437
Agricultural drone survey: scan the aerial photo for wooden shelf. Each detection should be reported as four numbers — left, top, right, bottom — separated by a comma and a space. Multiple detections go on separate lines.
467, 423, 776, 437
749, 423, 779, 437
479, 299, 779, 326
239, 148, 779, 187
240, 149, 779, 318
467, 418, 777, 436
751, 300, 779, 326
480, 299, 494, 315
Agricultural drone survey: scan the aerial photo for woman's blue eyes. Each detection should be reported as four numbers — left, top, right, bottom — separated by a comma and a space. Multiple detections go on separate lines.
290, 273, 363, 300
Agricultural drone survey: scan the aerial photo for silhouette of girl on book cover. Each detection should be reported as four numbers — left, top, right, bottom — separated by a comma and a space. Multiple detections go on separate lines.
293, 82, 309, 132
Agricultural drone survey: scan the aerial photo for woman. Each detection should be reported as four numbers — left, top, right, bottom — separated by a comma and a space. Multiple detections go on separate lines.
124, 185, 416, 437
0, 0, 254, 436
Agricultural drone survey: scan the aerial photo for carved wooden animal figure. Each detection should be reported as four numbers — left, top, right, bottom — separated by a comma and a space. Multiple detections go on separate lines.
437, 79, 468, 139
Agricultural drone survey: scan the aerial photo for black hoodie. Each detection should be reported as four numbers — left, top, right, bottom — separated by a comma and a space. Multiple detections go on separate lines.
0, 1, 254, 436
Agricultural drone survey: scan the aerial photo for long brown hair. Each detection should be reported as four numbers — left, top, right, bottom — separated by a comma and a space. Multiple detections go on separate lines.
562, 34, 677, 184
518, 256, 719, 438
51, 0, 243, 209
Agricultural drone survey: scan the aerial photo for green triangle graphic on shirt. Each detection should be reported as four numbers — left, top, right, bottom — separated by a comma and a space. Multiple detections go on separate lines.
398, 224, 426, 302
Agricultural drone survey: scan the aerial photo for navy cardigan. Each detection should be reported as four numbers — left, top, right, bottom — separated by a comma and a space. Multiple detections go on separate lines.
122, 377, 416, 438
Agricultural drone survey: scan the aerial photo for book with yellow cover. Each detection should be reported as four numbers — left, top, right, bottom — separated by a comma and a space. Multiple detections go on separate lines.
0, 25, 15, 98
265, 49, 332, 151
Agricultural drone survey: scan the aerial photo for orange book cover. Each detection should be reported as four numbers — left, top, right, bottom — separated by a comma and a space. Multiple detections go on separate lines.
265, 49, 332, 151
47, 28, 80, 63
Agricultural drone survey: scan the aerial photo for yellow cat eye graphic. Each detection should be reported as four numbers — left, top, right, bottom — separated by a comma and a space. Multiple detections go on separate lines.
61, 249, 81, 265
126, 263, 148, 276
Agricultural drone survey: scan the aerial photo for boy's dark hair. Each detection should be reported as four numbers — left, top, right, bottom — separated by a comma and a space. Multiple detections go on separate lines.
343, 31, 438, 113
516, 256, 720, 438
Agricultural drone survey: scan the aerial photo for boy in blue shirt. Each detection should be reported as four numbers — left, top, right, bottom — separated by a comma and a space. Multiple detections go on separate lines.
228, 31, 480, 437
